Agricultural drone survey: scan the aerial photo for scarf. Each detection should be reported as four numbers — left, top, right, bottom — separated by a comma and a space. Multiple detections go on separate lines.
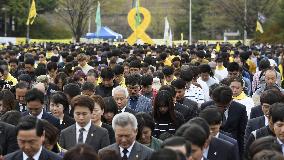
233, 91, 247, 100
216, 65, 225, 70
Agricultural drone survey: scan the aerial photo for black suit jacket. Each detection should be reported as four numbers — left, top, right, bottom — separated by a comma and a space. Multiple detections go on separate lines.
4, 147, 62, 160
125, 107, 137, 115
250, 105, 263, 119
61, 114, 75, 130
59, 123, 110, 152
207, 137, 237, 160
101, 123, 115, 144
218, 133, 240, 160
175, 102, 196, 122
22, 111, 61, 130
244, 116, 265, 145
201, 101, 248, 156
0, 122, 18, 155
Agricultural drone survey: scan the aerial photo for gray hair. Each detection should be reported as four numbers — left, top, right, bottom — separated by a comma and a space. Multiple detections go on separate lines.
112, 86, 129, 98
112, 112, 137, 130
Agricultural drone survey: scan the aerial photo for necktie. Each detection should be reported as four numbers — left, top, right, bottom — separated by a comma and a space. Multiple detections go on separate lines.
78, 128, 85, 144
122, 148, 128, 160
27, 157, 35, 160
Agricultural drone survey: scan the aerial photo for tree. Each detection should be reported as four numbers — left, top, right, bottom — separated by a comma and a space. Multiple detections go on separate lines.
57, 0, 104, 42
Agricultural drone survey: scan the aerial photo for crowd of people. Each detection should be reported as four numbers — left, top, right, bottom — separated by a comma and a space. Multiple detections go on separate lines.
0, 41, 283, 160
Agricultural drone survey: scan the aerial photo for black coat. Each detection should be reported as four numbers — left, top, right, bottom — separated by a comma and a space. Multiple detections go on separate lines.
250, 105, 263, 119
60, 114, 75, 130
4, 147, 62, 160
218, 133, 240, 160
207, 137, 238, 160
244, 116, 265, 145
0, 122, 19, 155
22, 111, 61, 130
101, 123, 115, 144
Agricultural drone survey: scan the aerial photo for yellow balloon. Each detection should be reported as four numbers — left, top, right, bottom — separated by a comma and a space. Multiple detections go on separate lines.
127, 7, 154, 45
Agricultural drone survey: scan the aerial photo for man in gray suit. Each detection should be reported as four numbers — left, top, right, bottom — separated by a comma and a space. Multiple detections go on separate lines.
59, 95, 110, 152
99, 112, 153, 160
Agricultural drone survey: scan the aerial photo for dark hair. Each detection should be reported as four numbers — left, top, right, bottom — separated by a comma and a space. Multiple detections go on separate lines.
153, 90, 177, 126
0, 89, 16, 112
0, 110, 22, 126
63, 83, 81, 99
260, 89, 283, 105
252, 150, 284, 160
136, 112, 155, 140
180, 68, 193, 82
248, 136, 282, 160
112, 65, 124, 76
176, 124, 207, 148
161, 136, 192, 157
129, 60, 141, 69
54, 72, 68, 90
90, 95, 106, 110
18, 74, 32, 84
188, 117, 210, 139
87, 69, 99, 78
25, 88, 45, 104
219, 78, 231, 86
209, 83, 220, 97
199, 106, 222, 125
103, 97, 118, 114
159, 85, 176, 98
63, 144, 99, 160
47, 62, 58, 72
100, 67, 114, 79
229, 77, 244, 86
212, 86, 233, 104
162, 66, 174, 76
50, 92, 69, 113
24, 58, 35, 66
258, 59, 271, 71
16, 116, 44, 137
149, 148, 181, 160
42, 120, 59, 147
199, 64, 214, 77
227, 62, 241, 72
140, 74, 153, 86
34, 64, 47, 76
71, 95, 94, 112
171, 79, 186, 89
81, 82, 95, 91
269, 102, 284, 123
125, 74, 141, 86
9, 58, 18, 65
98, 149, 121, 160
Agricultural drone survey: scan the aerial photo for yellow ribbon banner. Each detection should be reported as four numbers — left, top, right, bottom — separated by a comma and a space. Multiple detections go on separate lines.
127, 7, 154, 45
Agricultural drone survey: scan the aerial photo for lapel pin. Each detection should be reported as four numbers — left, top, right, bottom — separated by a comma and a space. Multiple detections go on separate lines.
214, 152, 217, 155
91, 133, 94, 137
136, 155, 139, 158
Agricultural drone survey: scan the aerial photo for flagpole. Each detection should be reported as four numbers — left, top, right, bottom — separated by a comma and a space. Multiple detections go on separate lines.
189, 0, 192, 45
26, 0, 31, 44
244, 0, 247, 45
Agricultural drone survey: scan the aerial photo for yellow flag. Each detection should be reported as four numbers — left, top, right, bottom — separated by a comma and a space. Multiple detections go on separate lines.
26, 0, 37, 25
256, 21, 264, 33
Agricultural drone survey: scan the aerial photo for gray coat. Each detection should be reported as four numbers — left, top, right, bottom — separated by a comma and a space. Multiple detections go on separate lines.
98, 141, 153, 160
59, 123, 110, 152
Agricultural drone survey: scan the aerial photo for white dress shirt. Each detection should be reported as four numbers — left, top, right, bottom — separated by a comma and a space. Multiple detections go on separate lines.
203, 146, 209, 158
119, 141, 135, 158
76, 120, 92, 144
30, 109, 43, 119
23, 146, 42, 160
277, 138, 284, 155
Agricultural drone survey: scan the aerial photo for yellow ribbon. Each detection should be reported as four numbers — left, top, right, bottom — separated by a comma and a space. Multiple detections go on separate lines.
233, 91, 247, 100
127, 7, 154, 45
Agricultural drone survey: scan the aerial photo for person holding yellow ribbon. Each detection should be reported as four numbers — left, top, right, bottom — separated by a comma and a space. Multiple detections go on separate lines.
229, 77, 254, 119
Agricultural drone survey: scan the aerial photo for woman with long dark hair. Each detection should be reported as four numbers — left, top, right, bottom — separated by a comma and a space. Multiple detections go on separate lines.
152, 90, 184, 139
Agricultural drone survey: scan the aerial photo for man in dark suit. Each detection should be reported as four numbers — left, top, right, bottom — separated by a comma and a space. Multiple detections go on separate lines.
200, 86, 247, 157
0, 121, 18, 156
112, 86, 137, 115
199, 107, 240, 160
99, 112, 153, 160
15, 82, 29, 112
59, 95, 110, 152
250, 105, 263, 119
245, 89, 282, 144
22, 88, 60, 129
4, 116, 62, 160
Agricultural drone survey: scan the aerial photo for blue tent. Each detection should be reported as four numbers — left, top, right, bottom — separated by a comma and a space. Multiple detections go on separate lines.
85, 26, 123, 39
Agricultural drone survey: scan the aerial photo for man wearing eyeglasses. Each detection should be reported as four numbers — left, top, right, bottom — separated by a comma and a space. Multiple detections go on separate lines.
125, 74, 152, 113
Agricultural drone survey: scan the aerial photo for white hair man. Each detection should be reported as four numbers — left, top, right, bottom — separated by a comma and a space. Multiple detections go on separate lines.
112, 86, 136, 114
99, 112, 153, 160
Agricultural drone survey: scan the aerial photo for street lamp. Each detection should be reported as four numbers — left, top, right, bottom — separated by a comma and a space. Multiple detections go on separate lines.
1, 7, 8, 37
